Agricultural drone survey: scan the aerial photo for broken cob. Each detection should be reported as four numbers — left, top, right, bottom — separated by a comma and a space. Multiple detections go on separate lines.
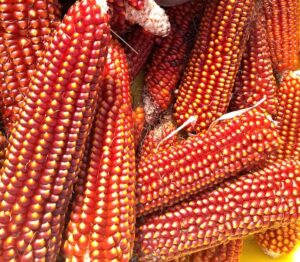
143, 0, 205, 123
135, 158, 300, 261
0, 0, 110, 260
174, 0, 255, 132
137, 108, 279, 216
63, 39, 135, 261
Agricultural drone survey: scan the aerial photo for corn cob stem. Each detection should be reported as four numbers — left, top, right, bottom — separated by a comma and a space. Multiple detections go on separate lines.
137, 108, 279, 216
0, 0, 110, 260
171, 239, 243, 262
144, 0, 205, 124
0, 0, 61, 133
254, 70, 300, 257
262, 0, 300, 73
174, 0, 255, 132
135, 159, 300, 261
230, 6, 277, 115
63, 39, 136, 261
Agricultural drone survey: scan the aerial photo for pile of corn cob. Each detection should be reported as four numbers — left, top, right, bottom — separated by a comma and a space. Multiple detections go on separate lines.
0, 0, 299, 261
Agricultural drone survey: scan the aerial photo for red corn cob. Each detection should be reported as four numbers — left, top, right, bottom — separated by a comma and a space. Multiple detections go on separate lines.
174, 0, 255, 132
137, 108, 280, 216
256, 221, 300, 258
125, 26, 155, 80
272, 70, 300, 161
63, 39, 136, 261
0, 0, 61, 133
171, 240, 243, 262
262, 0, 300, 73
135, 158, 300, 261
229, 7, 277, 115
255, 70, 300, 257
133, 106, 146, 148
0, 0, 110, 260
144, 0, 205, 123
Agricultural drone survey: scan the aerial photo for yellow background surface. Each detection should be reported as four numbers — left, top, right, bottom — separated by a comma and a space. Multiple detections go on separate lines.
241, 237, 300, 262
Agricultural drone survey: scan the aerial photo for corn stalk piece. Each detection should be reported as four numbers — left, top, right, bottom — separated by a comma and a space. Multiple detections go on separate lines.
143, 0, 205, 124
262, 0, 300, 73
63, 39, 136, 261
255, 70, 300, 257
0, 0, 61, 133
230, 6, 277, 115
171, 239, 243, 262
137, 108, 280, 216
0, 0, 110, 260
174, 0, 255, 132
135, 158, 300, 261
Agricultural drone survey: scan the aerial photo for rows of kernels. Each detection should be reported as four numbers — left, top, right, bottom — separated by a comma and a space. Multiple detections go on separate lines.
0, 0, 110, 260
262, 0, 300, 73
137, 109, 279, 216
135, 159, 300, 261
230, 7, 277, 115
273, 71, 300, 161
256, 221, 300, 258
0, 0, 61, 132
125, 26, 155, 80
63, 39, 136, 261
172, 240, 243, 262
144, 0, 205, 117
174, 0, 255, 132
132, 106, 146, 148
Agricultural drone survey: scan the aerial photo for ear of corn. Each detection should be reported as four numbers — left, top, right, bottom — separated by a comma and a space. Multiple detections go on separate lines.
137, 108, 280, 216
143, 0, 205, 123
230, 6, 277, 115
255, 70, 300, 257
262, 0, 300, 73
135, 158, 300, 261
174, 0, 255, 132
0, 0, 110, 260
63, 39, 136, 261
0, 0, 61, 133
171, 240, 243, 262
125, 26, 155, 80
